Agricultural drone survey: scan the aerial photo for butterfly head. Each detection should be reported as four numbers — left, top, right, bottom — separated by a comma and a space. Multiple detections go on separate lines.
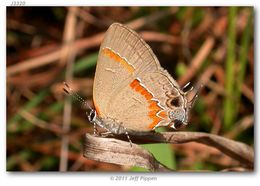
168, 107, 188, 129
166, 82, 201, 129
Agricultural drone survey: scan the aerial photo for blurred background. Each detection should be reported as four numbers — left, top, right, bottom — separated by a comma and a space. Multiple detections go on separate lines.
7, 7, 254, 171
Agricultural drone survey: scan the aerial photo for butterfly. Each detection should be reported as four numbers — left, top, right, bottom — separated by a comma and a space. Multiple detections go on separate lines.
64, 23, 198, 143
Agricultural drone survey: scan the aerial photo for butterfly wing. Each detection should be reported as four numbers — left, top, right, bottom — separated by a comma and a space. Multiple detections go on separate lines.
93, 23, 187, 132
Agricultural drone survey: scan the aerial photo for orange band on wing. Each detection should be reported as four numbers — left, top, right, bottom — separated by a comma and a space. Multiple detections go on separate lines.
130, 78, 167, 129
102, 48, 134, 74
130, 79, 153, 100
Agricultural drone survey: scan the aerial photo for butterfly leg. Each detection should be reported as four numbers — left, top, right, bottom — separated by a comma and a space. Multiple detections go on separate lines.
93, 122, 99, 136
92, 121, 112, 137
115, 124, 133, 147
100, 131, 113, 137
124, 130, 133, 147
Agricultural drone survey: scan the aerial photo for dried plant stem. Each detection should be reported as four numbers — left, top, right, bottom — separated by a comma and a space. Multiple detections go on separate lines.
60, 7, 77, 172
84, 131, 254, 171
178, 36, 215, 86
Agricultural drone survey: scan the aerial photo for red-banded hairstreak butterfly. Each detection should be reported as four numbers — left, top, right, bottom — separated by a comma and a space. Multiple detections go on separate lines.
64, 23, 198, 143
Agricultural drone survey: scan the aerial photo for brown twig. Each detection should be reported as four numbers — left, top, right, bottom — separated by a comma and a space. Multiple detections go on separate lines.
84, 134, 171, 172
60, 7, 77, 172
19, 110, 62, 134
84, 131, 254, 171
224, 115, 254, 139
126, 7, 178, 30
241, 84, 254, 103
178, 36, 215, 86
140, 31, 181, 45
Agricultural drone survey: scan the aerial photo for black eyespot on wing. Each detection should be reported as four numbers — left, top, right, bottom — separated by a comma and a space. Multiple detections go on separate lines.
170, 97, 181, 107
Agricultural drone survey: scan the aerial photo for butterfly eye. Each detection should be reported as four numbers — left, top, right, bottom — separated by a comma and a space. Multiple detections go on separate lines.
173, 120, 184, 129
169, 119, 184, 130
170, 96, 182, 107
88, 110, 96, 123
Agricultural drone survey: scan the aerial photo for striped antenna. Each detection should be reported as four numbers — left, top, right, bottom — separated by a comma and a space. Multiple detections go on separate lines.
188, 84, 203, 108
63, 82, 92, 112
